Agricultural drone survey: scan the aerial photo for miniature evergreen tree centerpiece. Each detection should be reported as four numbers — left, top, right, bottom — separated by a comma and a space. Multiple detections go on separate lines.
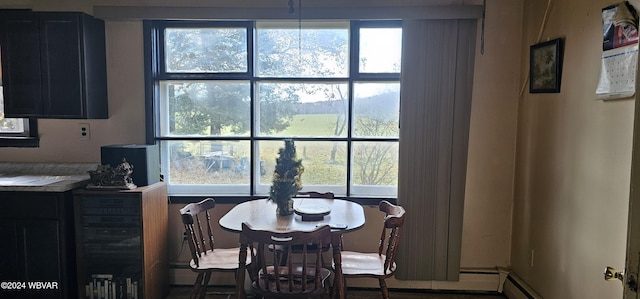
269, 139, 304, 216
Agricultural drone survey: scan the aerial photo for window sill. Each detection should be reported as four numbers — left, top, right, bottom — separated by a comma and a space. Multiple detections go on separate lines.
0, 136, 40, 147
168, 195, 395, 207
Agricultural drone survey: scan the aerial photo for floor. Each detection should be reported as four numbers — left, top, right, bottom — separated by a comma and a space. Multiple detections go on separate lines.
167, 286, 508, 299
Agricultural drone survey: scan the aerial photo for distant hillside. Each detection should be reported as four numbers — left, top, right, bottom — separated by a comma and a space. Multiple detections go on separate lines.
296, 91, 399, 118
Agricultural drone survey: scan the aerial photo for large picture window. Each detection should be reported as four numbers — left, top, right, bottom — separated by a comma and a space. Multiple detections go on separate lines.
148, 20, 401, 198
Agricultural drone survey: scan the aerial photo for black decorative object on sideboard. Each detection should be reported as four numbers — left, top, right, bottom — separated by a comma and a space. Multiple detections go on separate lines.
73, 182, 169, 299
87, 160, 137, 190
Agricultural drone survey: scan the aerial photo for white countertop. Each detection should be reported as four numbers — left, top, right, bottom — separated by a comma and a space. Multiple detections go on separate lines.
0, 163, 97, 192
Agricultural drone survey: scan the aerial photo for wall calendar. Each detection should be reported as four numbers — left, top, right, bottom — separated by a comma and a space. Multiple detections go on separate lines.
597, 1, 639, 100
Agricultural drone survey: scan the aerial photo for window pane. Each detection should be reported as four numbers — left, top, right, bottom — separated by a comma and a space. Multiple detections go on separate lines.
160, 81, 250, 137
359, 27, 402, 73
351, 141, 398, 197
164, 27, 247, 73
352, 82, 400, 138
256, 21, 349, 78
257, 140, 347, 194
166, 140, 252, 186
256, 82, 348, 137
0, 86, 25, 134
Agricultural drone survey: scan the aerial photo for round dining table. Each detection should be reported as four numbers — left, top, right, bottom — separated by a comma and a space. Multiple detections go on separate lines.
219, 197, 366, 299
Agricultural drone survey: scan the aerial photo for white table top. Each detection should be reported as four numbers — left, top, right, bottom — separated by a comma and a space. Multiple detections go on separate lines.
219, 197, 365, 233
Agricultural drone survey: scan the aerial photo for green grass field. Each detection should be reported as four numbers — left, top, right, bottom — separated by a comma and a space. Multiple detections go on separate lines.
169, 114, 397, 187
271, 114, 345, 137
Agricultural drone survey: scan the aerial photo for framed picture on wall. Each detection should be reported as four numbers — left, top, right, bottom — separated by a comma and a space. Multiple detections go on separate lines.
529, 38, 563, 93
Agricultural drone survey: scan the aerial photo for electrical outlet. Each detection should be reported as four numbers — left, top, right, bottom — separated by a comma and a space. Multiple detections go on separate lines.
183, 231, 188, 241
78, 123, 91, 140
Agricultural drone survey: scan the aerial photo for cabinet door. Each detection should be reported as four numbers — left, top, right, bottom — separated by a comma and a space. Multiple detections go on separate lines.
0, 219, 19, 280
0, 9, 42, 117
0, 191, 75, 299
37, 12, 108, 119
22, 220, 62, 280
0, 220, 63, 299
38, 12, 85, 118
22, 220, 63, 299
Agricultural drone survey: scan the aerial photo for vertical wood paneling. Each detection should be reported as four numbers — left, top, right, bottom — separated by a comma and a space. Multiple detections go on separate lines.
140, 183, 169, 299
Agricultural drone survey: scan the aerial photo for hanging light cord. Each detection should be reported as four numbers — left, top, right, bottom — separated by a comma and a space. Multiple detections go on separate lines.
298, 0, 302, 64
288, 0, 303, 64
519, 0, 554, 97
481, 0, 486, 55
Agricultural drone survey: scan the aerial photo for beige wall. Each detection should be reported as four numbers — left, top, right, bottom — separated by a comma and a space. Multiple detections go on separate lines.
0, 0, 523, 291
511, 0, 636, 298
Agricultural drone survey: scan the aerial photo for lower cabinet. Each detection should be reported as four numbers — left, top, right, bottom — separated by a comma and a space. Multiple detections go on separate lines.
0, 191, 77, 299
73, 182, 168, 299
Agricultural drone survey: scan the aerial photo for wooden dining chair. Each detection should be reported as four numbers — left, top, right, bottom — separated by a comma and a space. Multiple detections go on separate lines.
240, 222, 333, 299
337, 200, 406, 299
180, 198, 249, 299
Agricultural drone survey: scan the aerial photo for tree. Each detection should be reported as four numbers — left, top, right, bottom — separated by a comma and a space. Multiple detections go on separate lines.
256, 25, 350, 159
165, 24, 352, 138
352, 117, 398, 186
352, 91, 400, 186
165, 27, 301, 137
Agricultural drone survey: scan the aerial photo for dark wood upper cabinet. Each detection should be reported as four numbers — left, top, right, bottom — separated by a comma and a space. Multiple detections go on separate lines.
0, 10, 108, 119
0, 10, 42, 116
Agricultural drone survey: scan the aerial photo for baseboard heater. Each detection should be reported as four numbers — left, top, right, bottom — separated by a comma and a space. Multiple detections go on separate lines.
171, 263, 542, 298
169, 265, 509, 292
503, 273, 543, 299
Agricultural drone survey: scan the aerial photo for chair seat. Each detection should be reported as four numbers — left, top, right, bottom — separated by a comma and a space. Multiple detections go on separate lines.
339, 251, 396, 276
189, 248, 247, 271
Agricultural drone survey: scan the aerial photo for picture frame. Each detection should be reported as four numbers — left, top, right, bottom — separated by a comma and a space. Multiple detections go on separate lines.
530, 38, 563, 93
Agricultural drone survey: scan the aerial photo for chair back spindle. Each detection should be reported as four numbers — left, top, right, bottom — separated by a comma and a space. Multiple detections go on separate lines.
378, 200, 405, 275
180, 198, 218, 267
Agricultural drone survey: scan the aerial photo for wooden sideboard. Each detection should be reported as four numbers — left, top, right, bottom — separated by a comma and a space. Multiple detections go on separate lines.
73, 182, 168, 299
